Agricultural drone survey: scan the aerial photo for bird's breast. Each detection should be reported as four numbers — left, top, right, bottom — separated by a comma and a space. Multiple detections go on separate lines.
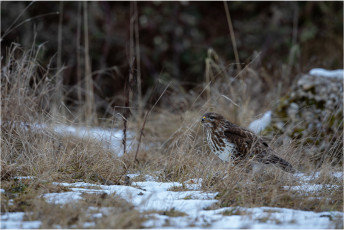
206, 129, 238, 162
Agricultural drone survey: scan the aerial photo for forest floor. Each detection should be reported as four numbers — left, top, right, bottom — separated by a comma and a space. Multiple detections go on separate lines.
1, 123, 343, 229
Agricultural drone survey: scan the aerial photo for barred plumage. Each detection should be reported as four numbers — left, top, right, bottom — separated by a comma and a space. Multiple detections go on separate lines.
201, 112, 295, 173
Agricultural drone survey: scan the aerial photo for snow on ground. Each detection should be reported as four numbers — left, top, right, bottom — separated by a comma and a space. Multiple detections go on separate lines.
284, 172, 342, 193
1, 123, 343, 228
2, 121, 133, 156
51, 124, 133, 156
45, 180, 218, 213
309, 68, 344, 79
143, 206, 343, 229
248, 111, 272, 134
1, 212, 41, 229
293, 171, 343, 183
284, 183, 340, 193
2, 172, 342, 229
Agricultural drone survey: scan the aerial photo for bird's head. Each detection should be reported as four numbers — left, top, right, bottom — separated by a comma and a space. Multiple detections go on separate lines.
201, 112, 225, 129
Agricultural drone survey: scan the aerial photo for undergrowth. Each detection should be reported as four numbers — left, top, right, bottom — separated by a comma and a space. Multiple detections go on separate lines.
1, 43, 343, 228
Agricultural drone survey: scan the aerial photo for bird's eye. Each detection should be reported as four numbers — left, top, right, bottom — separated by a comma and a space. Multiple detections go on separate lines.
209, 116, 215, 120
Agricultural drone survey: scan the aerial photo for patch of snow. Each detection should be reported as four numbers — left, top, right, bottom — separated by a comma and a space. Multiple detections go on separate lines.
8, 199, 14, 206
287, 172, 342, 194
248, 111, 272, 134
294, 171, 343, 182
91, 213, 103, 219
332, 171, 343, 179
143, 213, 170, 228
87, 206, 114, 224
284, 183, 340, 193
43, 191, 84, 205
184, 178, 203, 190
143, 206, 343, 229
144, 174, 157, 181
211, 207, 343, 229
13, 176, 36, 180
127, 173, 140, 178
131, 181, 217, 213
43, 184, 139, 205
47, 181, 217, 214
45, 179, 341, 228
10, 173, 343, 229
52, 124, 133, 156
83, 222, 96, 228
52, 182, 102, 188
2, 121, 133, 157
309, 68, 344, 79
1, 212, 41, 229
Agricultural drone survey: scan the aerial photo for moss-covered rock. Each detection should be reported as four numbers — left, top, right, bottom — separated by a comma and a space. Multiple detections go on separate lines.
266, 70, 343, 166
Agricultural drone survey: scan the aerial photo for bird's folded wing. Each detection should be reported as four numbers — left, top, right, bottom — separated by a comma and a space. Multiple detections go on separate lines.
223, 126, 270, 156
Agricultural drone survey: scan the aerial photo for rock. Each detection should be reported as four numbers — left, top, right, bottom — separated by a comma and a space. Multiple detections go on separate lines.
265, 69, 343, 166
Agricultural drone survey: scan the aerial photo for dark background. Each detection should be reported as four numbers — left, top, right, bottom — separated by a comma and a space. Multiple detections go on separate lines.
2, 1, 343, 115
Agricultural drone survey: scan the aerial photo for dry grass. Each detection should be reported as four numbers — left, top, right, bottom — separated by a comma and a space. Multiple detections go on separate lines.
213, 166, 342, 212
1, 43, 343, 228
1, 44, 129, 184
129, 48, 343, 214
27, 193, 144, 228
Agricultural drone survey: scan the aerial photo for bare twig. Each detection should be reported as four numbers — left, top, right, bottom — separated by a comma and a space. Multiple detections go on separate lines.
134, 2, 142, 118
1, 2, 59, 41
122, 78, 130, 155
76, 2, 82, 103
134, 81, 171, 164
57, 2, 63, 71
56, 1, 64, 118
128, 1, 135, 113
223, 1, 241, 73
134, 110, 148, 164
204, 49, 213, 100
83, 1, 95, 125
221, 94, 240, 108
123, 2, 138, 156
1, 1, 35, 39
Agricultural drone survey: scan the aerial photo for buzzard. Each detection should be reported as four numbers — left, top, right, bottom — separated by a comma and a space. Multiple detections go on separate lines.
201, 112, 295, 173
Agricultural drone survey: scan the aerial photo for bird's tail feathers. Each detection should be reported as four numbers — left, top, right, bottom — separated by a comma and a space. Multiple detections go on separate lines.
262, 153, 296, 173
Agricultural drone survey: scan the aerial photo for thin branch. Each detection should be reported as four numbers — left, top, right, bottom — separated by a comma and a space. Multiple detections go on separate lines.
134, 110, 148, 164
83, 1, 95, 125
1, 1, 35, 39
76, 1, 82, 103
134, 1, 142, 117
221, 94, 240, 108
223, 1, 241, 73
56, 2, 64, 117
134, 81, 171, 164
1, 11, 59, 41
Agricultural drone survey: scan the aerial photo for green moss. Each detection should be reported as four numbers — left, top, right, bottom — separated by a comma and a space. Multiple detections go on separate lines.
291, 127, 305, 139
293, 96, 325, 110
9, 179, 27, 194
304, 86, 316, 94
261, 124, 283, 136
275, 96, 290, 119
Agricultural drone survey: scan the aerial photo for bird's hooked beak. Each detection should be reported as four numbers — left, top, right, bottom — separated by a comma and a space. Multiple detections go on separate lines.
201, 116, 211, 127
201, 116, 206, 123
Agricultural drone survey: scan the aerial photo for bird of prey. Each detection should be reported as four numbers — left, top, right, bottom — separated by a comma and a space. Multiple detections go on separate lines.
201, 112, 295, 173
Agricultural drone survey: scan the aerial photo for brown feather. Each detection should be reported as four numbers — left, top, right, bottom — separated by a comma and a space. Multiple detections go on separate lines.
201, 112, 295, 173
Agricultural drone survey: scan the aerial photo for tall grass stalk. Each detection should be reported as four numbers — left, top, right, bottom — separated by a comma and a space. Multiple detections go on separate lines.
83, 1, 96, 125
223, 1, 241, 74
